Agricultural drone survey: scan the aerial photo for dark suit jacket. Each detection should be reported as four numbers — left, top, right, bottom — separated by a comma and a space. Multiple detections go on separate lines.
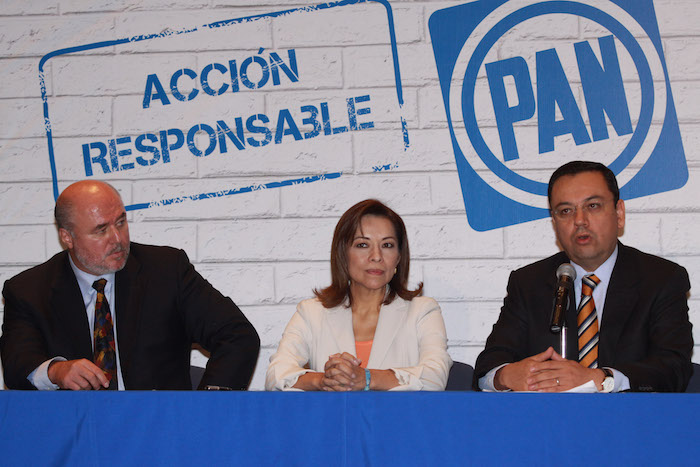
1, 243, 260, 390
473, 243, 693, 392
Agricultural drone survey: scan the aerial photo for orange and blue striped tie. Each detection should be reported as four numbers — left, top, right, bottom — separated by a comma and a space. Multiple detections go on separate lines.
577, 274, 601, 368
93, 279, 117, 390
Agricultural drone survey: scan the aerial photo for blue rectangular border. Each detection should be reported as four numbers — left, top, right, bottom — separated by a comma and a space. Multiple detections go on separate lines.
39, 0, 408, 210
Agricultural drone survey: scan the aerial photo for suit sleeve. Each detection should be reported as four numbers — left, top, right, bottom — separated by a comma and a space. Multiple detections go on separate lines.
1, 280, 50, 390
473, 271, 531, 390
175, 250, 260, 390
264, 303, 314, 391
389, 298, 452, 391
614, 264, 693, 392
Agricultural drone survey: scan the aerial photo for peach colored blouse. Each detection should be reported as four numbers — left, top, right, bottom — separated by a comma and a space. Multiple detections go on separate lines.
355, 340, 373, 368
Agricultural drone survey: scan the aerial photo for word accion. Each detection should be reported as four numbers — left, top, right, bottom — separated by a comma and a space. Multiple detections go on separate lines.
82, 95, 374, 176
142, 49, 299, 108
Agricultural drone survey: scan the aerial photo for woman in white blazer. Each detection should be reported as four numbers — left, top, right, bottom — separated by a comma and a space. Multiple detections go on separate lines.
266, 199, 452, 391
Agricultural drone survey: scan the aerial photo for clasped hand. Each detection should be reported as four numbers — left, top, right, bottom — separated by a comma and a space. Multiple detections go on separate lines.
495, 347, 603, 392
319, 352, 366, 392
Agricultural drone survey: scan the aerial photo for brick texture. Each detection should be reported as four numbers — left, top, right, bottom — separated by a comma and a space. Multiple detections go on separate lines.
0, 0, 698, 392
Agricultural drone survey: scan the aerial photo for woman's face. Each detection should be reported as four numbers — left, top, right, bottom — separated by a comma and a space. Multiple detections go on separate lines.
347, 215, 400, 293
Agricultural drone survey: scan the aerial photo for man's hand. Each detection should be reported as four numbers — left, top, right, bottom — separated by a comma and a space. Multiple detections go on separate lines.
526, 350, 605, 392
48, 359, 110, 390
494, 347, 556, 391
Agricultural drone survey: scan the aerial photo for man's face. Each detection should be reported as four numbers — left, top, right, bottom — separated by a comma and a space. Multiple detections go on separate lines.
60, 187, 130, 275
550, 171, 625, 272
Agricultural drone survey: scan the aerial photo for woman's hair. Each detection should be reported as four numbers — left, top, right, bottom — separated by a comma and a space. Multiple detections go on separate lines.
314, 199, 423, 308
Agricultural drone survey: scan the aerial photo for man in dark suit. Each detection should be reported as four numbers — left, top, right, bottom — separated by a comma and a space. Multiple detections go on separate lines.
1, 180, 260, 390
474, 161, 693, 392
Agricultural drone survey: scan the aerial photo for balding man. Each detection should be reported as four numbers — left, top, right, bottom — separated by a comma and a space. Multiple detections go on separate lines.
1, 181, 260, 390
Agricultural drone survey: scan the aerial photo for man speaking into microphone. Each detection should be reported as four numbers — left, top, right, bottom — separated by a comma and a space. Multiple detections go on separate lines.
474, 161, 693, 392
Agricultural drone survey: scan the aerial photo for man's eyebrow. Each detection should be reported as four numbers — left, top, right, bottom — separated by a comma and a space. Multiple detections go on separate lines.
553, 195, 604, 209
584, 195, 605, 202
93, 212, 127, 232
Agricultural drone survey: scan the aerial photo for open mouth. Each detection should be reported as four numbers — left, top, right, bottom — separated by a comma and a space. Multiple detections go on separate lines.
575, 233, 592, 244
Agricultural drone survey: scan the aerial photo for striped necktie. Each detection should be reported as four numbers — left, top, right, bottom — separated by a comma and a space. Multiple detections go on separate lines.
93, 279, 117, 390
577, 274, 601, 368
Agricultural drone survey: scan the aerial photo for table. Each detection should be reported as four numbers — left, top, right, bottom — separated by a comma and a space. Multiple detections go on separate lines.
1, 392, 698, 466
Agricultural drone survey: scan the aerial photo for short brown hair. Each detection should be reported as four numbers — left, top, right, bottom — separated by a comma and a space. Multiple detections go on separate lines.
314, 199, 422, 308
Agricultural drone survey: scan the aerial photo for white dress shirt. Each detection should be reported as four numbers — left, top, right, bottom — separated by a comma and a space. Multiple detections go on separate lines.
28, 255, 125, 390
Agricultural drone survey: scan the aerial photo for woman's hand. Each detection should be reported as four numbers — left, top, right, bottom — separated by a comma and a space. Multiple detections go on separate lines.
292, 353, 365, 391
321, 353, 365, 391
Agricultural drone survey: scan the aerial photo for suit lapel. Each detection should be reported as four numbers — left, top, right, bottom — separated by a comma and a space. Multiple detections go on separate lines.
324, 304, 356, 354
367, 299, 404, 368
50, 254, 93, 359
114, 249, 144, 385
323, 298, 407, 364
598, 244, 640, 364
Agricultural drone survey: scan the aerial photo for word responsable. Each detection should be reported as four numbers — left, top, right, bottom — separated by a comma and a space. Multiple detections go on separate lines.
82, 97, 373, 175
81, 49, 375, 176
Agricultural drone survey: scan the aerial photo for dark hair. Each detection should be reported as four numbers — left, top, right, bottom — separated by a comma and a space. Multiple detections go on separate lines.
547, 161, 620, 207
314, 199, 422, 308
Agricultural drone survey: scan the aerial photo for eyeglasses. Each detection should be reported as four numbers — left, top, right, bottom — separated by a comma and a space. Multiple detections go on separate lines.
551, 199, 614, 221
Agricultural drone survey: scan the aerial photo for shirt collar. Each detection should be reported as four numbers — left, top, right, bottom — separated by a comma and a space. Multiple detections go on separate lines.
571, 244, 618, 286
68, 253, 116, 304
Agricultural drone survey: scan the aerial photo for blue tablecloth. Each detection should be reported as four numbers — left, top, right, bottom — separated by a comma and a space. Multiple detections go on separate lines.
1, 392, 698, 466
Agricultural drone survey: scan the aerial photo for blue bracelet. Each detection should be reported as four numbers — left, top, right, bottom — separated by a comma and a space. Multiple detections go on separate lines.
363, 368, 371, 391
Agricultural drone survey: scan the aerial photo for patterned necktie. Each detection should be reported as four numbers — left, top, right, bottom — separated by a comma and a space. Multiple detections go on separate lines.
577, 274, 601, 368
93, 279, 117, 390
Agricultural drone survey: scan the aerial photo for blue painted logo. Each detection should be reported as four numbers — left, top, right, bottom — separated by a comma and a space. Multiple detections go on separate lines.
39, 0, 407, 211
430, 0, 687, 231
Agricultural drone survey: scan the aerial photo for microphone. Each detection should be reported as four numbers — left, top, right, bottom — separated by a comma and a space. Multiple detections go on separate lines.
550, 263, 576, 333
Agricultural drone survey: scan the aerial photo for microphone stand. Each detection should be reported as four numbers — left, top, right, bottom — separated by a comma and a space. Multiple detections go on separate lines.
551, 263, 575, 361
560, 289, 575, 359
559, 325, 567, 359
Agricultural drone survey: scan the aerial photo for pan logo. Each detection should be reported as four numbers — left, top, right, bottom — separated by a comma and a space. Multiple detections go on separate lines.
430, 0, 687, 231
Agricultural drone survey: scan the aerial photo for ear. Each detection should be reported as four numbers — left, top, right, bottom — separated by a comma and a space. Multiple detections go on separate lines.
615, 199, 626, 230
59, 227, 73, 250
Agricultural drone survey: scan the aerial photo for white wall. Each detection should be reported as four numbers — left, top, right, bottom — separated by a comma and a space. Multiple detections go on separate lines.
1, 0, 698, 390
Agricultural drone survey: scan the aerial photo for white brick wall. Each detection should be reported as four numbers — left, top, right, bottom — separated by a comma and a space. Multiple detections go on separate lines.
0, 0, 698, 392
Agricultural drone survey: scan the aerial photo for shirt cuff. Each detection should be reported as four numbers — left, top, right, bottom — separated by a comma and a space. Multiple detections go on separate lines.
28, 357, 66, 390
478, 363, 511, 392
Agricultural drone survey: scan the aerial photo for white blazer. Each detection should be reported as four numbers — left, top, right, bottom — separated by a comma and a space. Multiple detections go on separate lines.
265, 296, 452, 391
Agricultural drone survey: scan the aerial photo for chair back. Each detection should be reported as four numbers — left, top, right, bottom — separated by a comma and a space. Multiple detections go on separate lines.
445, 361, 474, 391
685, 363, 700, 393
